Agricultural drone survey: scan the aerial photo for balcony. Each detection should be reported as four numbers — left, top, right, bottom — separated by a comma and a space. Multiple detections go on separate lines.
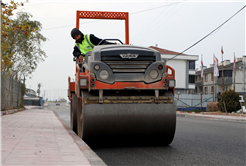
216, 77, 232, 85
195, 82, 202, 87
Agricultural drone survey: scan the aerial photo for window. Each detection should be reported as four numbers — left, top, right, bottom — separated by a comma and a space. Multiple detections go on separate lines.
189, 75, 195, 83
211, 86, 214, 94
205, 74, 208, 82
189, 61, 195, 69
211, 73, 213, 81
204, 87, 208, 94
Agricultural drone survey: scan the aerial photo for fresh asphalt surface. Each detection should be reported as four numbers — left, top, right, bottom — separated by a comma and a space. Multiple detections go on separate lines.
49, 102, 246, 166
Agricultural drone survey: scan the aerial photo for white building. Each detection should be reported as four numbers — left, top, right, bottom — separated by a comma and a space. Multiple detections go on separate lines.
195, 56, 246, 101
150, 46, 199, 95
25, 88, 37, 98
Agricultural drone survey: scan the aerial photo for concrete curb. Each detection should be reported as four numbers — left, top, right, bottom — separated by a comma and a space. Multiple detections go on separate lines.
0, 106, 47, 116
185, 114, 246, 122
1, 107, 26, 116
202, 112, 246, 117
177, 111, 246, 117
53, 111, 107, 166
1, 105, 48, 116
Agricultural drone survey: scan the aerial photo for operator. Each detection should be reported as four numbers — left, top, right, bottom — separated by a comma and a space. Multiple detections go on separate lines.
71, 28, 113, 64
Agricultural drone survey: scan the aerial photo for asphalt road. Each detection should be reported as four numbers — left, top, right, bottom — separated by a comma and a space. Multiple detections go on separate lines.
50, 102, 246, 166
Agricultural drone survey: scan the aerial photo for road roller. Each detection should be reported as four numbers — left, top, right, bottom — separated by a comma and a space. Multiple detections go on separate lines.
67, 11, 176, 146
68, 42, 176, 145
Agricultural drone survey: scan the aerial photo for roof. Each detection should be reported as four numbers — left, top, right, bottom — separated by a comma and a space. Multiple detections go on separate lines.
149, 46, 186, 55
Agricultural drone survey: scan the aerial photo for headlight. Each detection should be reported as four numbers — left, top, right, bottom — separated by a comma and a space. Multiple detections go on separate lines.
169, 80, 175, 87
80, 79, 87, 86
99, 70, 109, 80
150, 70, 158, 79
94, 65, 100, 70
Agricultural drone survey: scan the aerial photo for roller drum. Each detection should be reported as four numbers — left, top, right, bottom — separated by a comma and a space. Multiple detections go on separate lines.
81, 101, 176, 145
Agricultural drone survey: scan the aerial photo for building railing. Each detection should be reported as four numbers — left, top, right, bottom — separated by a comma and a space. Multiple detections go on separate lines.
216, 77, 232, 85
195, 82, 201, 87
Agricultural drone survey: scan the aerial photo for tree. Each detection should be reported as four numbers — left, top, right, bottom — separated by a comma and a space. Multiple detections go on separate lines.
1, 0, 47, 80
0, 0, 28, 73
0, 0, 47, 109
0, 0, 28, 109
8, 12, 47, 80
217, 89, 241, 113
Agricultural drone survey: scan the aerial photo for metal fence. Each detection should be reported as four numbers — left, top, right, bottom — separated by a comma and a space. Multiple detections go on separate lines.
1, 73, 22, 111
174, 94, 213, 111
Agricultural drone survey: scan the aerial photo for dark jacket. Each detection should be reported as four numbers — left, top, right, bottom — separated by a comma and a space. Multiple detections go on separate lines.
73, 34, 113, 58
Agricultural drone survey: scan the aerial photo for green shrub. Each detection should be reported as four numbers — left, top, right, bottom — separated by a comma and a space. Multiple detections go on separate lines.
217, 89, 241, 113
192, 109, 200, 112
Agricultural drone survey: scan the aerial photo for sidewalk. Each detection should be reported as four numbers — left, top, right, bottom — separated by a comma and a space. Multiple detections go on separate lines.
177, 111, 246, 122
1, 106, 106, 166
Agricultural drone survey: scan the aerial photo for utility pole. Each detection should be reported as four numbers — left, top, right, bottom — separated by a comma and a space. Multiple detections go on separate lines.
243, 56, 246, 99
29, 85, 31, 105
201, 54, 203, 111
201, 78, 203, 111
213, 55, 215, 102
37, 83, 42, 97
233, 53, 236, 91
221, 46, 224, 92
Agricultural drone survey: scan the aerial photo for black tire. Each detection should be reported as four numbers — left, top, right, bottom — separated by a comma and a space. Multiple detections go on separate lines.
71, 93, 78, 134
77, 96, 83, 138
70, 99, 73, 128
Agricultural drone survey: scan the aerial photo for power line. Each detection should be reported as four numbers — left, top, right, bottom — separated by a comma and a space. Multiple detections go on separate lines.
166, 5, 246, 62
42, 2, 181, 30
131, 2, 179, 42
130, 2, 181, 15
132, 1, 186, 43
43, 20, 100, 30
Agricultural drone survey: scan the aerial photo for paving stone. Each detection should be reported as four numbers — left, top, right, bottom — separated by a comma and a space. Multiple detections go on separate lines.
1, 108, 92, 166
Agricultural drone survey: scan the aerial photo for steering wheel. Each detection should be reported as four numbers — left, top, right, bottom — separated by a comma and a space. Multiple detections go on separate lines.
98, 39, 124, 45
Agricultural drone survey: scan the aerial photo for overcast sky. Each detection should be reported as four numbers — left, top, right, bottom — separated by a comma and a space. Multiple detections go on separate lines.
4, 0, 245, 100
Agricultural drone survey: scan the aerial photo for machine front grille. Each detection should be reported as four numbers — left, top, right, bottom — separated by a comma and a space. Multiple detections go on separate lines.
102, 61, 153, 73
101, 49, 155, 73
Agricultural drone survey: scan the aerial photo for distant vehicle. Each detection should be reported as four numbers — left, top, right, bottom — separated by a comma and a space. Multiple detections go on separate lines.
56, 102, 60, 106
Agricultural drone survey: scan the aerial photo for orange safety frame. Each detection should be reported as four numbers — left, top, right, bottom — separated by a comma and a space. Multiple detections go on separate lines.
76, 11, 129, 44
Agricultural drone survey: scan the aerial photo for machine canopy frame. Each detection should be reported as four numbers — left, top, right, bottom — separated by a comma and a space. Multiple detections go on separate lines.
76, 11, 129, 45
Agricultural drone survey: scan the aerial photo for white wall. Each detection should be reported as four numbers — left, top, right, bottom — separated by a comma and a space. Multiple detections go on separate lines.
188, 84, 195, 89
166, 60, 186, 89
189, 70, 196, 75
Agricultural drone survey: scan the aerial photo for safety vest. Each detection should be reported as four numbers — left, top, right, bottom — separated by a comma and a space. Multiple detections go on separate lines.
75, 34, 95, 57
